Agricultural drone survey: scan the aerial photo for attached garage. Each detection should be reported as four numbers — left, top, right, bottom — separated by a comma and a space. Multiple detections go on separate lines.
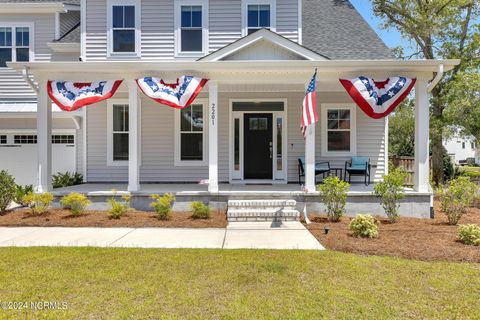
0, 131, 76, 185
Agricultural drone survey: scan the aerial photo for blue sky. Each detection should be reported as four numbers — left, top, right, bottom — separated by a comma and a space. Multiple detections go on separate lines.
349, 0, 414, 56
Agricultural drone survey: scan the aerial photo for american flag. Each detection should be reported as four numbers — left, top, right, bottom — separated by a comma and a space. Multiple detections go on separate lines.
301, 69, 318, 139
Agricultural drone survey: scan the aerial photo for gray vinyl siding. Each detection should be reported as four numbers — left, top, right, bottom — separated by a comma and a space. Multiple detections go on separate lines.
85, 0, 300, 60
85, 91, 386, 183
0, 13, 55, 102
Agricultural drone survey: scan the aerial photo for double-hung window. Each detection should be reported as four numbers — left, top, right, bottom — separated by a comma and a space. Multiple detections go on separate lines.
321, 104, 356, 156
175, 101, 207, 166
108, 0, 139, 56
175, 0, 208, 56
0, 25, 31, 68
242, 0, 275, 36
108, 101, 129, 165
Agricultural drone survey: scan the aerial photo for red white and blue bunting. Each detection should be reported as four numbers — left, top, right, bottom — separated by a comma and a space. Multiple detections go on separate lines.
136, 76, 208, 109
339, 76, 416, 119
47, 80, 123, 112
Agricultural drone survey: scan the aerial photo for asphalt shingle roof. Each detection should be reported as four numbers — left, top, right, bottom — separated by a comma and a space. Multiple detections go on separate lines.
302, 0, 394, 60
55, 23, 80, 43
0, 0, 79, 4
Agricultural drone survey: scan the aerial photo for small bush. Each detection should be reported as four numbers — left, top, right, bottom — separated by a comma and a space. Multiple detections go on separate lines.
52, 172, 83, 188
439, 176, 478, 225
0, 170, 16, 213
318, 176, 350, 222
458, 224, 480, 246
349, 214, 379, 238
150, 193, 175, 220
60, 192, 90, 216
190, 201, 210, 219
23, 192, 54, 215
107, 190, 131, 219
374, 167, 408, 223
14, 184, 34, 207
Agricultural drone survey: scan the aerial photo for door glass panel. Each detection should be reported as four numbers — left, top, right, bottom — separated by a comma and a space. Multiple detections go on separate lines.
276, 117, 282, 171
234, 118, 240, 171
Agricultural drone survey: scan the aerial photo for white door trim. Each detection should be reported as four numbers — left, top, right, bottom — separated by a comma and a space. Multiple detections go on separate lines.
228, 98, 288, 183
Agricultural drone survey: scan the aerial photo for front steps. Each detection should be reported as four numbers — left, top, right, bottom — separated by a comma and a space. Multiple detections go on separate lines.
227, 200, 300, 222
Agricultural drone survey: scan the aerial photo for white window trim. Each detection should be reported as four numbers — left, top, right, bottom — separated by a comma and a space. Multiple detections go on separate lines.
321, 103, 357, 157
174, 0, 209, 58
106, 0, 141, 58
0, 22, 34, 68
174, 99, 208, 166
241, 0, 276, 37
107, 99, 129, 166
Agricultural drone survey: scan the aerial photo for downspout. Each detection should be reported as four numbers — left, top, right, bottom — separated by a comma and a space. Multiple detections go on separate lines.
22, 66, 39, 93
426, 63, 443, 219
427, 64, 444, 92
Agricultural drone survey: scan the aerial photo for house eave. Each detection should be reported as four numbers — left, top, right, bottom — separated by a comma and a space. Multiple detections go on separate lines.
0, 3, 77, 13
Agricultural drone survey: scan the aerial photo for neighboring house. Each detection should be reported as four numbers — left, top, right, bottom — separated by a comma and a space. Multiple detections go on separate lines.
443, 131, 479, 165
1, 0, 458, 217
0, 0, 81, 185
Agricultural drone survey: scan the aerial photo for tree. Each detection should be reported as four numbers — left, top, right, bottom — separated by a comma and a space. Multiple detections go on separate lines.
372, 0, 480, 185
389, 99, 415, 157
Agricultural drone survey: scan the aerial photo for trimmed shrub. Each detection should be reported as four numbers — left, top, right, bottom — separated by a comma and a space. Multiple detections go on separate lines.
52, 172, 84, 188
23, 192, 54, 215
60, 192, 90, 216
349, 214, 379, 238
439, 176, 478, 225
107, 190, 131, 219
190, 201, 210, 219
0, 170, 16, 213
150, 193, 175, 220
374, 167, 408, 223
318, 176, 350, 222
14, 184, 34, 207
458, 224, 480, 246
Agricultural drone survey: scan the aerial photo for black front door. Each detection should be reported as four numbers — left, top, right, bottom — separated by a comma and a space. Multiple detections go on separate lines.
244, 113, 273, 179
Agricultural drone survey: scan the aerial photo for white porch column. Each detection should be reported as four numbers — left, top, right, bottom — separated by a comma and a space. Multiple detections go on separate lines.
208, 81, 219, 192
36, 77, 52, 192
305, 124, 316, 192
127, 80, 140, 192
414, 79, 430, 192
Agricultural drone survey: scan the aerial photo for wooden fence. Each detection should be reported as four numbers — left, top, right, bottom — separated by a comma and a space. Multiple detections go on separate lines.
389, 156, 415, 186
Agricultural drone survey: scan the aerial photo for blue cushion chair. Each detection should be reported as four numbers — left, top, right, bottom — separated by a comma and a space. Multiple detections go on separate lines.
298, 157, 331, 185
344, 156, 371, 186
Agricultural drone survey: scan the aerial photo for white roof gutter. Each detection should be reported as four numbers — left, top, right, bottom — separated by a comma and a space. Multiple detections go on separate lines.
427, 63, 444, 92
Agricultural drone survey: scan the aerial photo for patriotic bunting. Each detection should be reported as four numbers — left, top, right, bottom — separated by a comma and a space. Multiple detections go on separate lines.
136, 76, 208, 109
339, 76, 416, 119
47, 80, 123, 112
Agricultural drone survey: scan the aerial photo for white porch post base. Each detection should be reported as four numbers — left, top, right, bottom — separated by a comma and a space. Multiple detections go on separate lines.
414, 79, 430, 193
208, 81, 219, 193
127, 80, 140, 192
36, 77, 52, 192
305, 124, 316, 192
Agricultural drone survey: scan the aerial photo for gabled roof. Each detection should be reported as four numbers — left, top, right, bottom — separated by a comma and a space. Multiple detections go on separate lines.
302, 0, 394, 60
199, 28, 329, 61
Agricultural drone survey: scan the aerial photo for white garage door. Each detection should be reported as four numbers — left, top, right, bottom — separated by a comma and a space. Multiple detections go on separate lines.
0, 132, 76, 186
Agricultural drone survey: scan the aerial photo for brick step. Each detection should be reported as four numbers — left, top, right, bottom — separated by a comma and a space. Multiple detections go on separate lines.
227, 199, 300, 222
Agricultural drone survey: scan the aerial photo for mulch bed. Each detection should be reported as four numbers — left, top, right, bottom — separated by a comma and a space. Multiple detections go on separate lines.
0, 208, 227, 228
305, 201, 480, 263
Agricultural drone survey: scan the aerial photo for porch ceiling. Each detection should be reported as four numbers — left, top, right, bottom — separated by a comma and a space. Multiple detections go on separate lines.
9, 59, 459, 84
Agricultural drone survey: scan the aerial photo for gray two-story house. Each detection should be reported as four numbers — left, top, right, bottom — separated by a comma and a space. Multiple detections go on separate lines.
1, 0, 457, 217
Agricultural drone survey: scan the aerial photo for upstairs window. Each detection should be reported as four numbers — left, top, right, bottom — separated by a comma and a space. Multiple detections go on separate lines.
181, 6, 202, 52
247, 5, 270, 34
175, 0, 208, 56
112, 5, 135, 52
0, 26, 30, 68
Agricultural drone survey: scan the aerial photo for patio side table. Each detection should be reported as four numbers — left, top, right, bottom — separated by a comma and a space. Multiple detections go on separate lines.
329, 167, 343, 180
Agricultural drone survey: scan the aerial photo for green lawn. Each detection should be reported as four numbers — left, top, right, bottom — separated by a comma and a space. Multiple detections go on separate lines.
1, 248, 480, 319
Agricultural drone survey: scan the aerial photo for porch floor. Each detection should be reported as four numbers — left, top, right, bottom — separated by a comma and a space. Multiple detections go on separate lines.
53, 183, 419, 196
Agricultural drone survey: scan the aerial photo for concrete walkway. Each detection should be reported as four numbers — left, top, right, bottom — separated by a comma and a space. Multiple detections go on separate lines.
0, 222, 324, 250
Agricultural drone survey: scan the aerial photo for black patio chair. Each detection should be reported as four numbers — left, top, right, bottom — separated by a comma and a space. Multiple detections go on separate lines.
298, 157, 331, 185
